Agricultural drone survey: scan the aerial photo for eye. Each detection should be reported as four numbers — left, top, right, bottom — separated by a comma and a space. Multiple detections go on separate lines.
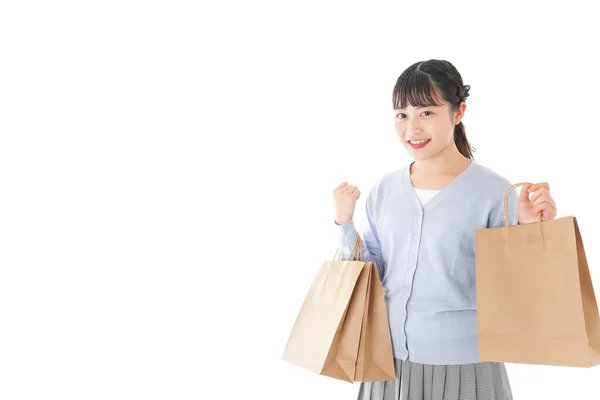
423, 111, 433, 116
396, 113, 406, 119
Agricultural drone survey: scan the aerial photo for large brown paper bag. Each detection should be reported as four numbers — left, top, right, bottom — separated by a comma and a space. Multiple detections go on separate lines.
475, 182, 600, 367
282, 234, 395, 382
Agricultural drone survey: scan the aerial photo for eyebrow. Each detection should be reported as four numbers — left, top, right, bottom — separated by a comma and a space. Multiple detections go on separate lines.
394, 106, 435, 111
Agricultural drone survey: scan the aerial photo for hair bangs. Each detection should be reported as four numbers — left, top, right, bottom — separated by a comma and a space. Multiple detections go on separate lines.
392, 70, 444, 110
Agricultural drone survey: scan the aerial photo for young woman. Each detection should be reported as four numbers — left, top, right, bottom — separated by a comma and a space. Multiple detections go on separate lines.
333, 59, 557, 400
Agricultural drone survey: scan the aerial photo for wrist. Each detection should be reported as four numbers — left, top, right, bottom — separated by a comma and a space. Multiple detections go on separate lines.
518, 218, 535, 225
335, 217, 352, 225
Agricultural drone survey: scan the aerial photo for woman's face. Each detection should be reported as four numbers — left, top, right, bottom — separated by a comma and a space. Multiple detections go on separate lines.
394, 97, 466, 161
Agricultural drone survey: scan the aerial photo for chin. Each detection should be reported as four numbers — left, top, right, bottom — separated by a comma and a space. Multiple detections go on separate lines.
408, 150, 432, 162
408, 144, 445, 162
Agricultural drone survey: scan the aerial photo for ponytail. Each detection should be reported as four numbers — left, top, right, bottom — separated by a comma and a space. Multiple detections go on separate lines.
453, 121, 475, 160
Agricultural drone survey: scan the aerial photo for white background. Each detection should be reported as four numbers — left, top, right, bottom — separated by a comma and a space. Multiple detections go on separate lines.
1, 1, 599, 399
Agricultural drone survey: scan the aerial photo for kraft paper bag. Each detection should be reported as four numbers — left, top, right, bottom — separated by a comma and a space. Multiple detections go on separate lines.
475, 182, 600, 367
282, 234, 395, 382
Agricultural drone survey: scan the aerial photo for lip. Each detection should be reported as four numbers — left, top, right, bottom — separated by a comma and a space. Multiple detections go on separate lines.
408, 139, 431, 150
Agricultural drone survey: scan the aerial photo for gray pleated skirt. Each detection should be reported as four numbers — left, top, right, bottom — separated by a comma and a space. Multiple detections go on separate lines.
357, 357, 513, 400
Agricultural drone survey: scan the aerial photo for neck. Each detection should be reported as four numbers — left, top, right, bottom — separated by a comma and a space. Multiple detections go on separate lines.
412, 144, 470, 176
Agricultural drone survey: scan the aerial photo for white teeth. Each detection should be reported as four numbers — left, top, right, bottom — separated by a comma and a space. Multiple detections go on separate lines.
410, 139, 430, 144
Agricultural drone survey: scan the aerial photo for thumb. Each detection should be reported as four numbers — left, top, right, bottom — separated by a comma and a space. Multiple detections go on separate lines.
519, 183, 532, 200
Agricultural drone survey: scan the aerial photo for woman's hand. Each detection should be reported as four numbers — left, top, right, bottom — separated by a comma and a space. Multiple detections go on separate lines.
517, 182, 557, 224
333, 182, 360, 225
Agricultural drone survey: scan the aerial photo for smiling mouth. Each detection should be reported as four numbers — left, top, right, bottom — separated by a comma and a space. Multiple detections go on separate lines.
408, 139, 431, 149
408, 139, 431, 145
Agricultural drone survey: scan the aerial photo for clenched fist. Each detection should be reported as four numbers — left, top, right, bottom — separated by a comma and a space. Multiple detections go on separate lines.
333, 182, 361, 225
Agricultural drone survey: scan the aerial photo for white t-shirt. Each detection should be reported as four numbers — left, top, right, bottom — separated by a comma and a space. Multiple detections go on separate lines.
413, 187, 442, 206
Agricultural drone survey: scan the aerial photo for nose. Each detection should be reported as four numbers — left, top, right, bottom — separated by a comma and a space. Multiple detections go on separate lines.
406, 118, 423, 137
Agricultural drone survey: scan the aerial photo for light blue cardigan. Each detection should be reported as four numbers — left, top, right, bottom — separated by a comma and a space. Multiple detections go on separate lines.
336, 161, 518, 365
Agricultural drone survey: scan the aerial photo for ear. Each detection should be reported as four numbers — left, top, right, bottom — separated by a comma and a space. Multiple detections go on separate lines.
454, 102, 467, 125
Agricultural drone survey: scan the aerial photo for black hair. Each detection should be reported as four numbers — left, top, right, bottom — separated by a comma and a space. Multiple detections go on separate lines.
392, 59, 474, 160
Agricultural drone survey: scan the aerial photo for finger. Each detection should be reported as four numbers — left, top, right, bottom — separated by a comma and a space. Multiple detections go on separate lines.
538, 206, 557, 221
528, 182, 549, 191
333, 182, 348, 194
528, 182, 550, 192
532, 194, 556, 210
519, 183, 533, 199
343, 187, 359, 197
343, 185, 356, 193
532, 201, 557, 215
529, 187, 549, 203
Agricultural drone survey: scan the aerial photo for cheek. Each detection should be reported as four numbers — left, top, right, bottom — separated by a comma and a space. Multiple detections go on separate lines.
394, 122, 405, 135
428, 122, 454, 143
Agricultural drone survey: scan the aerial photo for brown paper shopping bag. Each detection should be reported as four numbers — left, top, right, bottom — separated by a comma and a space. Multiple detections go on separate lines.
282, 234, 395, 382
475, 182, 600, 367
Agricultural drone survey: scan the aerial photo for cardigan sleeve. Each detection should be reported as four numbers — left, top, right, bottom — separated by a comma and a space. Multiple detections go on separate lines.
334, 182, 385, 277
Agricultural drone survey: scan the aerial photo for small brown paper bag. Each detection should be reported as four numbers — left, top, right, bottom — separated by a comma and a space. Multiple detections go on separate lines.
282, 234, 396, 382
475, 182, 600, 367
